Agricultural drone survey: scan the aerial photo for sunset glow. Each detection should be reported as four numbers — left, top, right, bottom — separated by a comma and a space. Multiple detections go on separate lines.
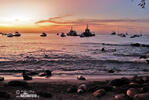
0, 0, 149, 34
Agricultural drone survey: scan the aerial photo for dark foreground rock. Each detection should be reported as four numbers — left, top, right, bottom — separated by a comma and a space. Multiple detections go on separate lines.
0, 77, 4, 81
7, 80, 28, 87
37, 92, 52, 98
0, 91, 10, 99
93, 89, 106, 97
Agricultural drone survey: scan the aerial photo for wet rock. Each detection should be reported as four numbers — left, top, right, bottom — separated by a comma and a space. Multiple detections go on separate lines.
139, 55, 147, 59
126, 88, 137, 98
22, 71, 32, 80
77, 84, 87, 94
45, 70, 52, 76
142, 69, 149, 72
131, 43, 141, 47
131, 75, 144, 84
146, 60, 149, 64
77, 89, 84, 94
142, 44, 149, 47
93, 89, 106, 97
39, 70, 52, 77
37, 92, 52, 98
77, 75, 86, 80
7, 80, 28, 87
27, 71, 39, 76
102, 85, 113, 92
0, 77, 4, 81
142, 76, 149, 82
113, 84, 129, 93
129, 82, 140, 88
101, 48, 105, 52
114, 94, 126, 100
0, 91, 10, 99
67, 85, 77, 93
134, 93, 149, 100
110, 77, 130, 86
108, 69, 115, 73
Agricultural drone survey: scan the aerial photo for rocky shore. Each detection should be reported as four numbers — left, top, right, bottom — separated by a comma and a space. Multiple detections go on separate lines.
0, 75, 149, 100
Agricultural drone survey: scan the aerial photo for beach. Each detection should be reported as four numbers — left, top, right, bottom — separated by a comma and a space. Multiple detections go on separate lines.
1, 33, 149, 100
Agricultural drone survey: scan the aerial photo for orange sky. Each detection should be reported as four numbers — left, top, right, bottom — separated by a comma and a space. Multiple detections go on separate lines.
0, 0, 149, 34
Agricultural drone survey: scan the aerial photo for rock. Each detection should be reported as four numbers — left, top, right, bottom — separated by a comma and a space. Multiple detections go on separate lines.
131, 75, 144, 84
146, 60, 149, 64
67, 86, 77, 93
93, 89, 106, 97
0, 91, 10, 99
114, 94, 126, 100
7, 80, 28, 87
0, 77, 4, 81
131, 43, 141, 47
22, 71, 32, 80
27, 71, 39, 76
39, 70, 52, 77
45, 70, 52, 76
129, 82, 140, 88
126, 88, 137, 98
77, 84, 87, 94
23, 75, 32, 80
108, 69, 115, 73
113, 84, 129, 93
110, 78, 130, 86
77, 75, 86, 80
134, 93, 149, 100
77, 89, 84, 94
101, 48, 105, 52
37, 92, 52, 98
142, 69, 149, 72
139, 55, 147, 59
142, 76, 149, 82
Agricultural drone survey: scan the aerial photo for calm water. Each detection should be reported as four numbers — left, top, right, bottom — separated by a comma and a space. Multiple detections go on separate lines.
0, 33, 149, 76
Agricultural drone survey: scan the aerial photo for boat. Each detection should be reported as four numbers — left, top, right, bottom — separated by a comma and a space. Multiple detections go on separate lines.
40, 32, 47, 37
80, 25, 95, 37
61, 33, 66, 37
7, 33, 13, 37
67, 27, 78, 36
13, 32, 21, 37
111, 32, 116, 35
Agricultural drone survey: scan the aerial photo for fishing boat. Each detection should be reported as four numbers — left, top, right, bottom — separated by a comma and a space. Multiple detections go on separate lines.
61, 33, 66, 37
7, 33, 13, 37
13, 32, 21, 37
80, 25, 95, 37
40, 32, 47, 37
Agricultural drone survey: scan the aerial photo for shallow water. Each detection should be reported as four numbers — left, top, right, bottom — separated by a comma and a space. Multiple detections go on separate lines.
0, 33, 149, 76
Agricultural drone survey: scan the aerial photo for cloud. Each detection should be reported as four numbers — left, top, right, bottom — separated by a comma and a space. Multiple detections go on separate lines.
35, 15, 149, 26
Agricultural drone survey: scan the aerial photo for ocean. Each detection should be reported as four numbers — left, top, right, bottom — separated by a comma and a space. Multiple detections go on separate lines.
0, 33, 149, 77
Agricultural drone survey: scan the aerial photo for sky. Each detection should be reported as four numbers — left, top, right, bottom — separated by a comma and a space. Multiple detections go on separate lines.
0, 0, 149, 34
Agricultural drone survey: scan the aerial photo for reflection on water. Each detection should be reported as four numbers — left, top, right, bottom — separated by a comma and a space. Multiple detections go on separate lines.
0, 33, 149, 76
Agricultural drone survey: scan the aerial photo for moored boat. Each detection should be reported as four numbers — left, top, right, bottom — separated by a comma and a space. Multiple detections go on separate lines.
40, 32, 47, 37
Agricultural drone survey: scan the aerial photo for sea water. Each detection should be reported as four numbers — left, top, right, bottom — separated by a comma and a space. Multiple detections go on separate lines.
0, 33, 149, 77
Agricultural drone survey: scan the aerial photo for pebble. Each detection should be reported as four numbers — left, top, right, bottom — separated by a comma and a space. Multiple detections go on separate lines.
126, 88, 137, 98
93, 89, 106, 97
77, 84, 87, 94
77, 75, 86, 80
114, 94, 126, 100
